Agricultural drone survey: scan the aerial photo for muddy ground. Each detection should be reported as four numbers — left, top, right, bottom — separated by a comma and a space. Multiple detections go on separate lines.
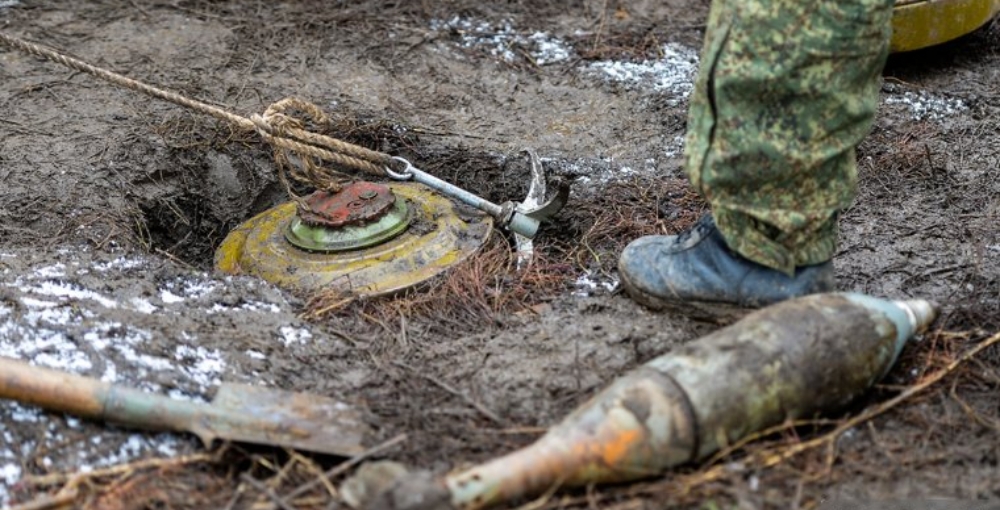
1, 1, 998, 509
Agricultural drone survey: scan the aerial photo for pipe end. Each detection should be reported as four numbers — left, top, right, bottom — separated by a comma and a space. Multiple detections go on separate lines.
893, 299, 939, 334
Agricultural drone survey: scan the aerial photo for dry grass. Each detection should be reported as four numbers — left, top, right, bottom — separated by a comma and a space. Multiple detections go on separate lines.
302, 236, 574, 335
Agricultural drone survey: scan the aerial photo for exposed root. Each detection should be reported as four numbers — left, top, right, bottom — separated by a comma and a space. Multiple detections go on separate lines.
15, 452, 222, 510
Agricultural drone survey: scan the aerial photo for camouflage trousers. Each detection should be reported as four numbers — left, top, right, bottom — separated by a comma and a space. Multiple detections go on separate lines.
685, 0, 894, 275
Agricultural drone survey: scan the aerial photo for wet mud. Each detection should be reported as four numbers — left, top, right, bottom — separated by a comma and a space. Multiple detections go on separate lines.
1, 1, 998, 508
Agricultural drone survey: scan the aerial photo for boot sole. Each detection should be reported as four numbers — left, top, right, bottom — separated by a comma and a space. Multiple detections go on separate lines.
619, 270, 753, 324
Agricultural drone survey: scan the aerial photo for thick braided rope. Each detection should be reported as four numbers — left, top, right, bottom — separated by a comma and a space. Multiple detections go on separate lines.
251, 97, 392, 177
0, 31, 391, 186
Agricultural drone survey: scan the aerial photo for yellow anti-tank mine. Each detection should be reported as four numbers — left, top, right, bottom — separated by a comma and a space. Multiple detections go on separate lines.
891, 0, 1000, 52
215, 181, 494, 297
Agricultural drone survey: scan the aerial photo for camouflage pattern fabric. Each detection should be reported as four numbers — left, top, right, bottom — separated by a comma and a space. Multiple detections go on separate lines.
685, 0, 894, 275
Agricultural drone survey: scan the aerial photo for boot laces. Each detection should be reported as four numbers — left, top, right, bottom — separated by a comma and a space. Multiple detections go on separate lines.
675, 214, 715, 244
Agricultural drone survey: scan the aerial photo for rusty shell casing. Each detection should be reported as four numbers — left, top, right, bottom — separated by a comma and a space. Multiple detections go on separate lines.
444, 293, 936, 510
646, 292, 932, 460
446, 367, 697, 509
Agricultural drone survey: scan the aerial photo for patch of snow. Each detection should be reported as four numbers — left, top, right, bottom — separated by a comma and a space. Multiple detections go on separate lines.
81, 322, 123, 351
246, 349, 266, 360
663, 134, 686, 159
155, 436, 182, 457
1, 306, 94, 372
7, 403, 42, 423
174, 344, 225, 389
528, 31, 572, 65
209, 301, 281, 314
0, 256, 254, 507
100, 362, 118, 383
19, 297, 59, 309
75, 433, 181, 472
159, 277, 218, 304
178, 279, 217, 298
33, 349, 93, 373
429, 16, 574, 65
0, 461, 21, 505
17, 280, 119, 309
883, 90, 967, 121
279, 326, 312, 346
568, 156, 663, 186
129, 297, 157, 314
160, 289, 185, 304
81, 322, 197, 385
616, 165, 637, 178
93, 257, 146, 272
588, 43, 699, 104
572, 271, 619, 297
0, 1, 20, 9
33, 263, 66, 278
130, 351, 175, 373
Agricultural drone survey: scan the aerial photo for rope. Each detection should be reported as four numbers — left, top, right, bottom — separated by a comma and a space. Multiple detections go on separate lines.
0, 31, 397, 193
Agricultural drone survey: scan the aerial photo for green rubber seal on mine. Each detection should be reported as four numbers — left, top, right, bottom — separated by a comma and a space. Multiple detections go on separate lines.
284, 198, 410, 252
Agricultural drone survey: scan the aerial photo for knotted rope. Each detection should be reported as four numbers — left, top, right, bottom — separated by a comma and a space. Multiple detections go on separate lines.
0, 31, 397, 194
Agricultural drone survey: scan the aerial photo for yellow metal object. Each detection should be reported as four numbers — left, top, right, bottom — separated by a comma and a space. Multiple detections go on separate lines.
215, 183, 492, 297
891, 0, 1000, 52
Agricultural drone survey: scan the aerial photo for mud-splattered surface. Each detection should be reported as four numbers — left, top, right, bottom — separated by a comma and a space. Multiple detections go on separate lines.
1, 1, 998, 509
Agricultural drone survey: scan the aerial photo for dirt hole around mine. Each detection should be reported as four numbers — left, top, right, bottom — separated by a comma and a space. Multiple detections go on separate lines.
131, 111, 708, 325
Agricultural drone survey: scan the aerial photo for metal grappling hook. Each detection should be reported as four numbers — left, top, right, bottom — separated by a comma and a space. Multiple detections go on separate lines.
384, 153, 569, 239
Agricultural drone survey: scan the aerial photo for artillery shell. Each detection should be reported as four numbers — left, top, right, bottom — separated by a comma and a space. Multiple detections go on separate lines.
441, 293, 937, 510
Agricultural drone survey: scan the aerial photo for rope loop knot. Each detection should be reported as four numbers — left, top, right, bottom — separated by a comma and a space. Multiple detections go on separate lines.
250, 97, 391, 199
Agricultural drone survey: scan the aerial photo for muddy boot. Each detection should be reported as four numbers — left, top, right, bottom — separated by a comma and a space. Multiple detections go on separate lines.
618, 215, 834, 321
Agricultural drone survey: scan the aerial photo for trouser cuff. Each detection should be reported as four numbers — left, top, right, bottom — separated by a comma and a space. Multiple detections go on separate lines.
712, 208, 839, 276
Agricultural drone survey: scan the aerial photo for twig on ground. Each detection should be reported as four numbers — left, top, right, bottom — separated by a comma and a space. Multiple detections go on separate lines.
949, 379, 1000, 431
15, 452, 216, 510
704, 418, 840, 466
155, 247, 197, 270
241, 473, 297, 510
481, 426, 547, 436
22, 452, 215, 488
7, 487, 78, 510
323, 327, 366, 347
514, 473, 571, 510
286, 448, 341, 500
302, 296, 356, 320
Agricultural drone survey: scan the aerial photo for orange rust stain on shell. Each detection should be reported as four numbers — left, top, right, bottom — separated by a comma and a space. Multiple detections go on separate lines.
596, 428, 642, 466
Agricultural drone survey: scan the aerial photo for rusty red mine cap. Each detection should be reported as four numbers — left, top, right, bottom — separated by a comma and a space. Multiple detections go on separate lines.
285, 181, 410, 252
298, 181, 395, 227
